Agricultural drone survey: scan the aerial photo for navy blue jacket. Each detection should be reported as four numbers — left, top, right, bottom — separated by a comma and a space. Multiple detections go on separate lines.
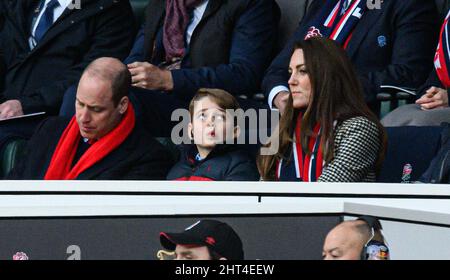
125, 0, 280, 101
167, 144, 260, 181
262, 0, 439, 107
417, 68, 448, 98
0, 0, 135, 114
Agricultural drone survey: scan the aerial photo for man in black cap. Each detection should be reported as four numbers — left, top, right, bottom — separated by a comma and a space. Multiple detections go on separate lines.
159, 219, 244, 260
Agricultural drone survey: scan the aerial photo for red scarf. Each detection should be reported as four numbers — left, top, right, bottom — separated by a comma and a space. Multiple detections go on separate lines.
276, 113, 324, 182
435, 10, 450, 88
44, 104, 136, 180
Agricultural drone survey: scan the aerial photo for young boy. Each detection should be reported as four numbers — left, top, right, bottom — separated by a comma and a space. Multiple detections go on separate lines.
167, 88, 259, 181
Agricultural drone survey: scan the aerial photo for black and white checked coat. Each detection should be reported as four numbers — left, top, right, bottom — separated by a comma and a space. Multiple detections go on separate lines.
318, 117, 381, 182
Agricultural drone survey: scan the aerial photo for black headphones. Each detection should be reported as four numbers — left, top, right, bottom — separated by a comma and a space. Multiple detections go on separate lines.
357, 216, 390, 260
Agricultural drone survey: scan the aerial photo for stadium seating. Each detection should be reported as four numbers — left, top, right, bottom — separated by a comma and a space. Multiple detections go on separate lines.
377, 126, 444, 183
0, 0, 447, 180
0, 138, 27, 178
130, 0, 148, 25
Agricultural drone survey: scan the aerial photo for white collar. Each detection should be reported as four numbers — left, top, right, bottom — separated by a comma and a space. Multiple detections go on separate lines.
43, 0, 73, 9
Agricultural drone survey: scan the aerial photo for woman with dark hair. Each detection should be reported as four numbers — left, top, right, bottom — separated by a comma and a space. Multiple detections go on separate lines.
258, 37, 386, 182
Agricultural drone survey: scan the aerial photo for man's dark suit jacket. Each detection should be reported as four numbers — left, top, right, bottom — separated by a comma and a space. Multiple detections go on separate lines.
125, 0, 280, 101
262, 0, 439, 107
0, 0, 135, 115
7, 117, 173, 180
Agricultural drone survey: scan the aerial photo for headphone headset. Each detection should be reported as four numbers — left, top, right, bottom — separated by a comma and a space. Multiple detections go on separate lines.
357, 216, 390, 260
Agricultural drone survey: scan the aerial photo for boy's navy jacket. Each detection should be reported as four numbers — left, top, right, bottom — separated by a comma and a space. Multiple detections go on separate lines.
167, 144, 260, 181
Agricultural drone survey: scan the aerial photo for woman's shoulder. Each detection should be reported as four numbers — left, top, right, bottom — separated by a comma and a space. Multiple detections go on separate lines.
337, 116, 379, 131
334, 116, 381, 142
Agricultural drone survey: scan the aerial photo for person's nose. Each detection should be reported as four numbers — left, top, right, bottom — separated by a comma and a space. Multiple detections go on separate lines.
323, 254, 332, 261
288, 72, 298, 87
78, 108, 91, 123
206, 115, 215, 127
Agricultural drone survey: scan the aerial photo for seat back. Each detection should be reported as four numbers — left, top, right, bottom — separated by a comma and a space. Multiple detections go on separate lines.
377, 126, 444, 183
1, 139, 28, 178
130, 0, 149, 25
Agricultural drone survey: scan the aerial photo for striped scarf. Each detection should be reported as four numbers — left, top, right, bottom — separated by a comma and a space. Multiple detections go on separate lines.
276, 113, 324, 182
435, 10, 450, 88
304, 0, 367, 49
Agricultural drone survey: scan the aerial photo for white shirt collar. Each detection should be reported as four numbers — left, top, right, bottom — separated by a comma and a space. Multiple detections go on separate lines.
43, 0, 72, 9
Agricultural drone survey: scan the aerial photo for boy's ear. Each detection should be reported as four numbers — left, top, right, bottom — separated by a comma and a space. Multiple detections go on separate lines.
188, 123, 193, 140
233, 125, 241, 139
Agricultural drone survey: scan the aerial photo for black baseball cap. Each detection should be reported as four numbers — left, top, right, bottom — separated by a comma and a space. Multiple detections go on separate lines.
159, 219, 244, 260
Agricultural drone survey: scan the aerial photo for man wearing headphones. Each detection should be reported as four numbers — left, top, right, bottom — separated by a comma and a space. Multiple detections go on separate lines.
322, 216, 390, 260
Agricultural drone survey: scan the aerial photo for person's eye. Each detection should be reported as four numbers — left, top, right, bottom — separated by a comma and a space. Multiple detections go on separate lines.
92, 108, 102, 113
215, 114, 225, 121
299, 69, 308, 75
198, 113, 206, 120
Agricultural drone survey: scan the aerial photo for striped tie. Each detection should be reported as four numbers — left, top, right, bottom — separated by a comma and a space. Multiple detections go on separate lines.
34, 0, 60, 43
341, 0, 351, 15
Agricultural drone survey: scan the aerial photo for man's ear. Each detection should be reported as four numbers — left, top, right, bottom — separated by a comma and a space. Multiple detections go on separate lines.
118, 96, 129, 114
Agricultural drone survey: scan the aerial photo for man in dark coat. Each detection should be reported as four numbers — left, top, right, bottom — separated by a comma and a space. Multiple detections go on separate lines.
61, 0, 281, 137
263, 0, 439, 114
7, 58, 172, 180
0, 0, 135, 145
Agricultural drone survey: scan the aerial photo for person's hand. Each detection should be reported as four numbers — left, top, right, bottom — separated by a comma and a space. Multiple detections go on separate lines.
127, 62, 174, 91
0, 100, 24, 120
416, 87, 449, 110
273, 91, 290, 114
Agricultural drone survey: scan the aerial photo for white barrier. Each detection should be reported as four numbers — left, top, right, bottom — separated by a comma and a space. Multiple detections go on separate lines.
0, 181, 449, 259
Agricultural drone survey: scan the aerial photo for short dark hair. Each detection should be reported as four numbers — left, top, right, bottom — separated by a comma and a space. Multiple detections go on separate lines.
110, 66, 131, 107
83, 58, 131, 107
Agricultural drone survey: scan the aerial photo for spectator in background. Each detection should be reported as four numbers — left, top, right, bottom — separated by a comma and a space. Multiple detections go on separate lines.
7, 58, 172, 180
382, 10, 450, 127
167, 88, 260, 181
263, 0, 438, 114
159, 219, 244, 260
0, 0, 135, 148
60, 0, 281, 137
258, 38, 386, 182
322, 216, 390, 260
